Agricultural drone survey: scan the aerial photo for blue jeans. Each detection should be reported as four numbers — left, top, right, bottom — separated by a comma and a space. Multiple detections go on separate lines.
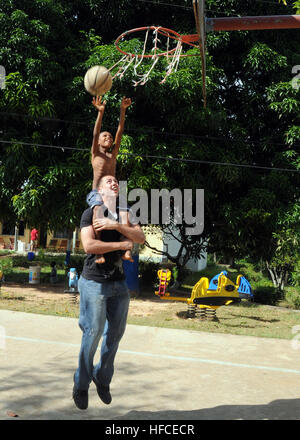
74, 276, 130, 390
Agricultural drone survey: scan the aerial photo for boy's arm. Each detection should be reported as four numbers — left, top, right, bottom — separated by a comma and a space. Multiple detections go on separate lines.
91, 97, 106, 158
116, 223, 145, 244
113, 97, 131, 156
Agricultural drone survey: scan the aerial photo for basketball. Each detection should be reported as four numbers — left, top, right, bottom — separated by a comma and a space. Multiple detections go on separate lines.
84, 65, 113, 96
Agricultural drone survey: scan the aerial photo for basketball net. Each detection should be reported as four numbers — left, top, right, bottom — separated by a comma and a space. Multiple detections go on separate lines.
108, 27, 183, 86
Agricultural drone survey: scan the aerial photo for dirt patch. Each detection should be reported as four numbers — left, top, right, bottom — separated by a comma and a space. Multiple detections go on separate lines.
0, 282, 168, 315
1, 282, 74, 301
128, 297, 174, 316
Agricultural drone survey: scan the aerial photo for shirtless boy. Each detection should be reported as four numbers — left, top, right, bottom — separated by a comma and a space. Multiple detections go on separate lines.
87, 96, 132, 263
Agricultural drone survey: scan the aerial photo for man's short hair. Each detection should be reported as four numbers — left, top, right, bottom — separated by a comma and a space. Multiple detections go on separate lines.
98, 175, 118, 189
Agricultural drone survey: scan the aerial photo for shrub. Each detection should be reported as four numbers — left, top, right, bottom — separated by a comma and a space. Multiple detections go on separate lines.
290, 261, 300, 287
0, 257, 13, 276
10, 253, 85, 270
253, 286, 282, 305
12, 255, 32, 268
285, 290, 300, 310
139, 260, 160, 287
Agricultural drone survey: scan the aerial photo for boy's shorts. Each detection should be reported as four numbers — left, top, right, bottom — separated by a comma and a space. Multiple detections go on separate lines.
86, 189, 103, 208
86, 190, 138, 225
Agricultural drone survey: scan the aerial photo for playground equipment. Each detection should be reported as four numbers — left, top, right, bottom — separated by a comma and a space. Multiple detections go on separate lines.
64, 267, 79, 304
155, 269, 253, 321
66, 268, 78, 292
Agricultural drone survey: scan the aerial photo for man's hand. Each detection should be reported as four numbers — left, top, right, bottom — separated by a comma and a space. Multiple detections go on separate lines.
93, 217, 119, 232
119, 240, 133, 252
92, 96, 106, 112
120, 97, 132, 110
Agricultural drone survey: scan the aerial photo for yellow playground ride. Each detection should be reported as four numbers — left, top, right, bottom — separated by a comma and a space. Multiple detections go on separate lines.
155, 269, 253, 321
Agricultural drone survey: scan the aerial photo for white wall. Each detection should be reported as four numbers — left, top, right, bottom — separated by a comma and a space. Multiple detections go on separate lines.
163, 227, 207, 272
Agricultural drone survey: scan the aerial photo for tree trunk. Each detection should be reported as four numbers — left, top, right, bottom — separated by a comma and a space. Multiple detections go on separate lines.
39, 223, 48, 248
266, 261, 286, 291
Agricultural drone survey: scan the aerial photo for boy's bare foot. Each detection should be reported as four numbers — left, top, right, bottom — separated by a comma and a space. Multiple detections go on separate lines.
95, 255, 105, 264
122, 250, 134, 263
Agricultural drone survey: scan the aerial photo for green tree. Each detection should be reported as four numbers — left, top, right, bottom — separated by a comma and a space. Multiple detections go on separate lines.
0, 0, 94, 235
0, 0, 299, 293
279, 1, 300, 13
201, 1, 300, 282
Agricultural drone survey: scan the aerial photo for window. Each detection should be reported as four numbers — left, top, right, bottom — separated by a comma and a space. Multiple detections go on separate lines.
54, 229, 78, 239
2, 221, 24, 236
54, 229, 69, 239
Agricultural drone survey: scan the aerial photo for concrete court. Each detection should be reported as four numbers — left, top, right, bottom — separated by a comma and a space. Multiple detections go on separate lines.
0, 309, 299, 421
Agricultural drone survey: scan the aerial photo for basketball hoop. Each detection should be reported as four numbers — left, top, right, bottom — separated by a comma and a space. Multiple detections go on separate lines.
110, 26, 201, 87
115, 26, 185, 58
107, 0, 300, 108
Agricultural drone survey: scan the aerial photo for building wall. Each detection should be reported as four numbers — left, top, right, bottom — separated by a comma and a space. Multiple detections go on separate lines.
0, 222, 83, 251
139, 226, 164, 262
1, 221, 206, 270
140, 225, 207, 271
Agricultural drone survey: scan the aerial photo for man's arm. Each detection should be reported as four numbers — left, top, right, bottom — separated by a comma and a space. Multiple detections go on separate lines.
116, 223, 145, 244
93, 217, 145, 244
91, 97, 106, 159
81, 224, 133, 255
113, 97, 131, 156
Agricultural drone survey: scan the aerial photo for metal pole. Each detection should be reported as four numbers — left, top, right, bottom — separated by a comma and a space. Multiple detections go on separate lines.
72, 229, 76, 254
14, 226, 18, 251
206, 15, 300, 32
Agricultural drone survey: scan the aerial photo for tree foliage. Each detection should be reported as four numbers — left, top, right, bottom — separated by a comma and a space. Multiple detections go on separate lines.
0, 0, 299, 288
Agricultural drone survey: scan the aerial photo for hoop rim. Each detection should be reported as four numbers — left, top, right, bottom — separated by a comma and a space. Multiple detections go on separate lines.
115, 26, 186, 58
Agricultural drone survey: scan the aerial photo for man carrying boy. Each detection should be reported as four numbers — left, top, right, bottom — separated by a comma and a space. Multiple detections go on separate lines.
73, 175, 145, 410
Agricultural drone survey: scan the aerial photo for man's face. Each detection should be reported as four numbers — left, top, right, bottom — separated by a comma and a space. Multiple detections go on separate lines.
99, 176, 119, 197
98, 131, 113, 149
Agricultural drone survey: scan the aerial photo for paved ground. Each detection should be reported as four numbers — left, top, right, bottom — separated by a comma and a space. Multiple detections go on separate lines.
0, 309, 299, 421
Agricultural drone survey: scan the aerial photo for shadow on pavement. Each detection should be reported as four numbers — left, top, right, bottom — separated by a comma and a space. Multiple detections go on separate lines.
114, 398, 300, 420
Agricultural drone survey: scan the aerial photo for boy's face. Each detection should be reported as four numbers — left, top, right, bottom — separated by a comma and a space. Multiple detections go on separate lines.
98, 131, 113, 149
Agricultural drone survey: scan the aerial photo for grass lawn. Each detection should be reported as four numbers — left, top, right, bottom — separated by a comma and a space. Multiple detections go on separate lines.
0, 287, 79, 318
0, 285, 299, 340
127, 298, 300, 340
0, 253, 299, 340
